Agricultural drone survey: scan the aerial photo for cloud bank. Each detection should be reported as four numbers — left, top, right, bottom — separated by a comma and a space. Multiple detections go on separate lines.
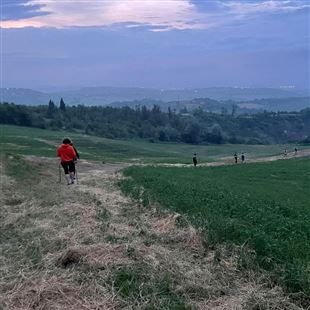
1, 0, 309, 30
1, 0, 203, 30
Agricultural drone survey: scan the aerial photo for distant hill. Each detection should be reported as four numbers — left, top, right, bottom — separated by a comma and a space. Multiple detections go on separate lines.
0, 88, 49, 105
1, 86, 308, 106
110, 97, 310, 113
237, 97, 310, 112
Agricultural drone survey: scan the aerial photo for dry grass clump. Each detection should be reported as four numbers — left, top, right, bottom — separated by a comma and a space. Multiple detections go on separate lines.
55, 244, 130, 269
241, 287, 304, 310
151, 213, 180, 233
149, 212, 203, 253
2, 276, 117, 310
56, 248, 84, 267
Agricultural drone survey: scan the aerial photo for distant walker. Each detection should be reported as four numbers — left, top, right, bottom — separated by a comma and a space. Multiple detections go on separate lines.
234, 152, 238, 164
241, 152, 245, 163
193, 153, 198, 167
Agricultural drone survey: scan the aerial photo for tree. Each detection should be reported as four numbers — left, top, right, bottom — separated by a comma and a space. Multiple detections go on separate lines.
60, 98, 66, 111
47, 99, 55, 116
221, 107, 228, 116
158, 129, 167, 141
141, 105, 148, 120
168, 107, 173, 119
182, 122, 202, 144
231, 104, 238, 116
207, 125, 224, 144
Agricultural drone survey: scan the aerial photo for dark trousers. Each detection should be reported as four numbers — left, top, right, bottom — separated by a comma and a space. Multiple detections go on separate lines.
61, 160, 75, 174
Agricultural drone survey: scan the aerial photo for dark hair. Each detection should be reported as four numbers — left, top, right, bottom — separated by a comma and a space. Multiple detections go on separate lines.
62, 138, 71, 144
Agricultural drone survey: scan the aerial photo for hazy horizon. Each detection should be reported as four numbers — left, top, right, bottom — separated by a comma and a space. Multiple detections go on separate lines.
2, 85, 309, 94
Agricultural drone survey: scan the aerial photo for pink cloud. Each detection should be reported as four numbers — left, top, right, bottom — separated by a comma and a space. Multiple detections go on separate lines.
1, 0, 308, 30
1, 0, 205, 30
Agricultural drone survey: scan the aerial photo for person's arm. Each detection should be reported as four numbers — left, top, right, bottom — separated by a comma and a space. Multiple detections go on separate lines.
69, 145, 77, 160
73, 146, 80, 159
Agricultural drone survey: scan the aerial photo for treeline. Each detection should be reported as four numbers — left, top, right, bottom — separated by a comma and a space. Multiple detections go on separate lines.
110, 96, 310, 114
0, 100, 310, 144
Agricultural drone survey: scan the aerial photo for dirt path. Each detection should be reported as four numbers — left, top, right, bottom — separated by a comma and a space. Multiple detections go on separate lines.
138, 149, 310, 168
1, 156, 305, 309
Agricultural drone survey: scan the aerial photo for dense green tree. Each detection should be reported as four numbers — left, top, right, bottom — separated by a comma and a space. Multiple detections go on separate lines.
47, 99, 56, 116
59, 98, 66, 111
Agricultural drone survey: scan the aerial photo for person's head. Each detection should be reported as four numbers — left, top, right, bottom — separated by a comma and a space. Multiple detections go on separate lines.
62, 138, 71, 144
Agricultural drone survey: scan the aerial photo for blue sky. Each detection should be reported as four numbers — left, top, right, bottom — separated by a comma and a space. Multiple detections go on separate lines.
1, 0, 309, 90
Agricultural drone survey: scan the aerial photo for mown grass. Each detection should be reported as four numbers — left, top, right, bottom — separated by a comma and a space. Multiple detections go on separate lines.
1, 154, 196, 309
0, 155, 59, 274
1, 124, 306, 164
119, 158, 310, 296
0, 154, 97, 281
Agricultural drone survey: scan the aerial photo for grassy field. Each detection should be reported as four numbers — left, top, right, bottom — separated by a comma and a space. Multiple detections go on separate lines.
119, 158, 310, 297
2, 153, 305, 309
0, 124, 306, 164
1, 124, 310, 306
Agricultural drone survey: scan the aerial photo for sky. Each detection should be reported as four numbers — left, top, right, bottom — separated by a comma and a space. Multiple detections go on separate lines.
1, 0, 309, 90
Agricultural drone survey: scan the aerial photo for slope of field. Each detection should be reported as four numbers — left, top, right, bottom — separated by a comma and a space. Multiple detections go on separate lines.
1, 124, 307, 164
120, 158, 310, 300
1, 124, 310, 308
2, 155, 303, 309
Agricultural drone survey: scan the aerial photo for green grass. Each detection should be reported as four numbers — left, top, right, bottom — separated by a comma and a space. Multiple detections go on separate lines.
3, 153, 43, 181
119, 158, 310, 295
2, 124, 310, 297
111, 266, 192, 309
0, 124, 307, 163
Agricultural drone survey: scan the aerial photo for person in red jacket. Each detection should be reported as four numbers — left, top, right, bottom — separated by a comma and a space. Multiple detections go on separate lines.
57, 138, 77, 185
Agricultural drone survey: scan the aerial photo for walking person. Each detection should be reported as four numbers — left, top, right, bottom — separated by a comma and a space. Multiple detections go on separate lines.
294, 147, 298, 156
234, 152, 238, 164
241, 152, 245, 163
57, 138, 77, 185
193, 153, 198, 167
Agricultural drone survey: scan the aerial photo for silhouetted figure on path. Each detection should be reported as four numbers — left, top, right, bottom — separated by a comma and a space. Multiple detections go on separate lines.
241, 152, 245, 163
193, 153, 198, 167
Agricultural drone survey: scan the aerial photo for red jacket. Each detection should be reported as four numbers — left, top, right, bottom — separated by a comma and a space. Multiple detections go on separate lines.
57, 144, 76, 162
